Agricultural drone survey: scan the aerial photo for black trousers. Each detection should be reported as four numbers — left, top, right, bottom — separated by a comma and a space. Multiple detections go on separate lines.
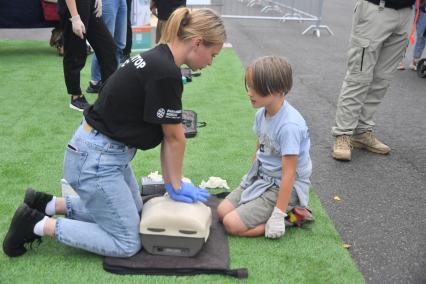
59, 0, 117, 96
122, 0, 133, 56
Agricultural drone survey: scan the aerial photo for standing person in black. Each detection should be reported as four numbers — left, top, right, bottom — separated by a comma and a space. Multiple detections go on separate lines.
3, 8, 226, 258
150, 0, 186, 43
58, 0, 117, 111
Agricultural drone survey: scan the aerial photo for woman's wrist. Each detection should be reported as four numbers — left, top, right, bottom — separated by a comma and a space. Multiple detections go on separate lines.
70, 15, 81, 22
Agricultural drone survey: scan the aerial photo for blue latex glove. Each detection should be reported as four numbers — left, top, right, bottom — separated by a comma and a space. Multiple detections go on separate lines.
165, 183, 194, 203
181, 182, 210, 202
165, 182, 210, 203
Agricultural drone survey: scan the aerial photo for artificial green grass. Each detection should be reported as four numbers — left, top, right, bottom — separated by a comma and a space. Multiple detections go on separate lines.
0, 40, 364, 283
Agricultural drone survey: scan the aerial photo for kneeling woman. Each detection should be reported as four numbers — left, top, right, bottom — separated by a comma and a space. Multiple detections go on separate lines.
3, 7, 226, 258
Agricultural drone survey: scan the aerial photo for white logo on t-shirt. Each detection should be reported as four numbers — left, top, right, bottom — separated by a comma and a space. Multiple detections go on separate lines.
157, 108, 166, 118
165, 109, 182, 119
121, 54, 146, 69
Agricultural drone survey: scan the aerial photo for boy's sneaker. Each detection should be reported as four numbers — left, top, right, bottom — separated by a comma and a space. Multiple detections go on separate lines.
70, 95, 89, 112
24, 188, 53, 217
351, 131, 390, 154
332, 135, 352, 161
3, 204, 45, 257
86, 81, 102, 93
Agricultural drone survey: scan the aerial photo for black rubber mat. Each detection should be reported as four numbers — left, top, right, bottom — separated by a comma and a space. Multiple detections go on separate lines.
103, 196, 248, 279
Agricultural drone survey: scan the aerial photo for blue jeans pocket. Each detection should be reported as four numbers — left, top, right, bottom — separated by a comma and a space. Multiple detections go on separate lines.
63, 144, 88, 190
105, 142, 128, 154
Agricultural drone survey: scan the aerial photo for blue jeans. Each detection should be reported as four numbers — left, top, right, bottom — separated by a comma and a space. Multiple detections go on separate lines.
56, 123, 143, 257
414, 9, 426, 60
91, 0, 127, 82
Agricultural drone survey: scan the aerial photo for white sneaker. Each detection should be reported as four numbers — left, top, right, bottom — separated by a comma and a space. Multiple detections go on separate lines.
409, 60, 419, 71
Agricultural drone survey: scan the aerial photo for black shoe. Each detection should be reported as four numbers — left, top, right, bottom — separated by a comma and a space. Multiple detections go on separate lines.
3, 204, 44, 257
70, 95, 90, 112
24, 188, 53, 217
86, 81, 102, 94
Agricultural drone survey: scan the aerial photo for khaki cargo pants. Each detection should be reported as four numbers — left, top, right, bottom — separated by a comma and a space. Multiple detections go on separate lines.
332, 0, 412, 136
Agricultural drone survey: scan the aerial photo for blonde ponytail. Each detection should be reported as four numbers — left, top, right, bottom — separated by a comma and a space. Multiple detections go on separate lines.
159, 7, 226, 46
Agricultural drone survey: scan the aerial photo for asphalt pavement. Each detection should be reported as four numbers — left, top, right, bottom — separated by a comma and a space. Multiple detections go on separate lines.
1, 1, 425, 282
223, 0, 426, 283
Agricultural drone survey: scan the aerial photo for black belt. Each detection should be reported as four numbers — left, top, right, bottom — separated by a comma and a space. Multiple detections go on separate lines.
364, 0, 414, 10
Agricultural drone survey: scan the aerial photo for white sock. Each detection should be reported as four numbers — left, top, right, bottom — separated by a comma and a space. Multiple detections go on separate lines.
45, 196, 56, 216
33, 216, 48, 236
90, 80, 99, 85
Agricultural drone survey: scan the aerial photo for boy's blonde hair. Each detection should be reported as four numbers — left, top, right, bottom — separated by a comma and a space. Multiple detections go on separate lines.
246, 56, 293, 97
159, 8, 226, 46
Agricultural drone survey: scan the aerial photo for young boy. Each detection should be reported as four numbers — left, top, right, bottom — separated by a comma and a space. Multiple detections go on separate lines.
217, 56, 312, 239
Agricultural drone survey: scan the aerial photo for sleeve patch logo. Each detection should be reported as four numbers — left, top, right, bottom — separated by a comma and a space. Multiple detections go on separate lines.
157, 108, 166, 118
165, 109, 182, 119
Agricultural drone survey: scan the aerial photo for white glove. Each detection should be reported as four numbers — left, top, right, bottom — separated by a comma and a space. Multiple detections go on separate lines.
94, 0, 102, 17
265, 207, 287, 239
70, 15, 86, 39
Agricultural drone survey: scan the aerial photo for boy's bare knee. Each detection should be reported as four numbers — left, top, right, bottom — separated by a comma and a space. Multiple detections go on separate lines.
217, 203, 226, 221
222, 215, 237, 234
217, 200, 235, 222
222, 213, 247, 235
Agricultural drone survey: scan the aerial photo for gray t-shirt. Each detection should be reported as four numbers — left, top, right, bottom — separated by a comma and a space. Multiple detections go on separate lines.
254, 101, 311, 175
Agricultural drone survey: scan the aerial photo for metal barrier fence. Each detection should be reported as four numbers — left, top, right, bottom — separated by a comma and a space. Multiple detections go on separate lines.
187, 0, 333, 37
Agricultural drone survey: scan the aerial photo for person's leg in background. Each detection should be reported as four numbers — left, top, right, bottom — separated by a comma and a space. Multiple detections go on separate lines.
410, 8, 426, 70
331, 0, 397, 161
122, 0, 133, 61
397, 44, 408, 70
59, 0, 92, 111
332, 0, 375, 161
85, 5, 117, 93
352, 7, 411, 155
114, 0, 127, 64
87, 0, 126, 93
87, 0, 116, 93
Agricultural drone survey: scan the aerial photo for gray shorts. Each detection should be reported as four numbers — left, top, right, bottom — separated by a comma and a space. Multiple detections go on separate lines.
226, 186, 299, 229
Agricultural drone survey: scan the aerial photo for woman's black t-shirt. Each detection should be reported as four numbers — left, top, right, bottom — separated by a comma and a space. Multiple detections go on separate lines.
84, 44, 183, 150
